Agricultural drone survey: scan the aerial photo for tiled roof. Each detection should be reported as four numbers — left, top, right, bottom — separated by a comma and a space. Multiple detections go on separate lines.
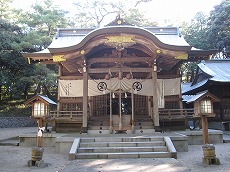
182, 60, 230, 94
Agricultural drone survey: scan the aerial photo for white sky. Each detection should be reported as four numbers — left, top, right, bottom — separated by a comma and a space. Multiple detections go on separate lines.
12, 0, 222, 26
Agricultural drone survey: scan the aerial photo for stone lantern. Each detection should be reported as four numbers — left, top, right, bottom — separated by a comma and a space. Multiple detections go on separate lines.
25, 94, 56, 167
187, 90, 220, 165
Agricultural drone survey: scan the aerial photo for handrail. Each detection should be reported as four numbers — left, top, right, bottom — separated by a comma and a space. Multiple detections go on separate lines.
159, 108, 194, 119
50, 111, 83, 118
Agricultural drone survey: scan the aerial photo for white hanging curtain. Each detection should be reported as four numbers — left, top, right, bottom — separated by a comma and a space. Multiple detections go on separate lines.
59, 77, 180, 108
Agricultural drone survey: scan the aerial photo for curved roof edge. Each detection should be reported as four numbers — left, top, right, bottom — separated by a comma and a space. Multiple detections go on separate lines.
48, 26, 192, 54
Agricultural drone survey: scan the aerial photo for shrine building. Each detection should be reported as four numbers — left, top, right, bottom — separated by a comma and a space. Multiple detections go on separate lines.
22, 16, 216, 134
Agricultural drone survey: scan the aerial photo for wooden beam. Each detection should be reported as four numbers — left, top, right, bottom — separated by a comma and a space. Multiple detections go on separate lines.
158, 74, 181, 79
40, 60, 56, 64
88, 67, 152, 74
59, 98, 83, 103
58, 76, 83, 80
88, 57, 154, 66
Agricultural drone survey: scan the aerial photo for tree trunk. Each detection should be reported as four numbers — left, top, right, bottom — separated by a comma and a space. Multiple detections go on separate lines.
34, 83, 41, 95
43, 84, 51, 98
0, 85, 2, 101
24, 83, 29, 99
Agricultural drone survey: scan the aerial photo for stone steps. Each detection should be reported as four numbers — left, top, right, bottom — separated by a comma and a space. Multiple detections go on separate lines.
135, 125, 154, 129
76, 151, 171, 159
88, 115, 154, 132
55, 123, 82, 132
78, 146, 168, 153
72, 136, 176, 159
80, 141, 165, 147
81, 137, 164, 142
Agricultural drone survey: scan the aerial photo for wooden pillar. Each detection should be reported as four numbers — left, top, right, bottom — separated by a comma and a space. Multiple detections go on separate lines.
179, 81, 183, 109
152, 61, 160, 130
82, 64, 88, 133
37, 118, 43, 147
57, 64, 62, 112
148, 96, 152, 117
109, 90, 113, 133
88, 96, 92, 117
201, 115, 209, 144
131, 91, 135, 133
119, 89, 122, 130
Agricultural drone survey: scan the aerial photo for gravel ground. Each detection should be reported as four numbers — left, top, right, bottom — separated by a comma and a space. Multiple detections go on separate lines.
0, 127, 230, 172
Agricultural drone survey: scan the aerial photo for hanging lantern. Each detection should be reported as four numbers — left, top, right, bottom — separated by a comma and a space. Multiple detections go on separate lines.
118, 70, 123, 80
126, 69, 133, 80
105, 73, 111, 80
126, 73, 132, 79
125, 92, 128, 98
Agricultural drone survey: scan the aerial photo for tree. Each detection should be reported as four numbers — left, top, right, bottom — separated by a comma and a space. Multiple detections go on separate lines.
180, 62, 198, 82
15, 64, 57, 99
122, 8, 158, 26
11, 0, 66, 98
0, 0, 13, 19
182, 12, 210, 50
207, 1, 230, 58
71, 0, 158, 28
0, 0, 65, 101
134, 0, 153, 7
15, 0, 68, 52
180, 12, 210, 82
0, 19, 32, 100
71, 0, 123, 28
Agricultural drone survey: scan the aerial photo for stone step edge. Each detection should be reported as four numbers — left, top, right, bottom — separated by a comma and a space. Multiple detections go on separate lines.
80, 141, 165, 145
78, 146, 167, 151
75, 152, 172, 159
77, 146, 167, 153
81, 136, 164, 140
76, 151, 170, 155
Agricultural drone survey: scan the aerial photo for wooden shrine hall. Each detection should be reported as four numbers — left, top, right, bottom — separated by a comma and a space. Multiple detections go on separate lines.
22, 16, 215, 134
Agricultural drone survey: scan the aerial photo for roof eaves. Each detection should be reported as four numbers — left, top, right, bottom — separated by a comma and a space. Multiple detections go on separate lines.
48, 26, 191, 54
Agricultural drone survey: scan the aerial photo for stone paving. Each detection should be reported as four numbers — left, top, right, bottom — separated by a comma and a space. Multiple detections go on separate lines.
0, 117, 36, 128
0, 127, 37, 140
0, 127, 230, 172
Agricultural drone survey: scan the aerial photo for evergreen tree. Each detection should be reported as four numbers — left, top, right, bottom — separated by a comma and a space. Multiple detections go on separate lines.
207, 1, 230, 58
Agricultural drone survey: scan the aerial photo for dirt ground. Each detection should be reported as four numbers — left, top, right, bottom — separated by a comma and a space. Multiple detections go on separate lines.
0, 127, 230, 172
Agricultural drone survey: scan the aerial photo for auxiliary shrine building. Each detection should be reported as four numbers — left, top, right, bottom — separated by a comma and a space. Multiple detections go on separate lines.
23, 17, 216, 134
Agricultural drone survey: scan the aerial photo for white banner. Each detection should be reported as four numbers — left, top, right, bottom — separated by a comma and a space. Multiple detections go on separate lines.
164, 78, 181, 96
59, 78, 181, 108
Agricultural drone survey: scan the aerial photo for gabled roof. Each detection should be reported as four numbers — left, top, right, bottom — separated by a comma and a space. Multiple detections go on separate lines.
182, 79, 209, 94
186, 90, 220, 103
198, 60, 230, 82
25, 94, 57, 105
182, 60, 230, 94
186, 90, 208, 103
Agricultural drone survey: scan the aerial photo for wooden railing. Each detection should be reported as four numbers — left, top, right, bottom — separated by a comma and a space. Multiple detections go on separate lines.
48, 109, 195, 121
50, 111, 83, 119
159, 108, 195, 121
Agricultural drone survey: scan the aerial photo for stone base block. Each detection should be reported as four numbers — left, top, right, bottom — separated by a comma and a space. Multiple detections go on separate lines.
27, 159, 45, 167
203, 157, 220, 165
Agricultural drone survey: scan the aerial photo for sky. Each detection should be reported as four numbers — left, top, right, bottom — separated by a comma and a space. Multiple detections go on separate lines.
12, 0, 223, 26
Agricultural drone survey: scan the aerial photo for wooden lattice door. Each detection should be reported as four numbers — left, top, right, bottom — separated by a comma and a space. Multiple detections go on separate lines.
134, 94, 148, 116
92, 94, 108, 116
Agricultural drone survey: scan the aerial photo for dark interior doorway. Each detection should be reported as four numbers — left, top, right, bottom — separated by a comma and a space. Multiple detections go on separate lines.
107, 94, 132, 115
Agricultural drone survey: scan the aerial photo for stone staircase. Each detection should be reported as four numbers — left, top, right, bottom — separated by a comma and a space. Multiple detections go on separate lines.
134, 115, 155, 133
88, 115, 155, 134
69, 136, 177, 159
